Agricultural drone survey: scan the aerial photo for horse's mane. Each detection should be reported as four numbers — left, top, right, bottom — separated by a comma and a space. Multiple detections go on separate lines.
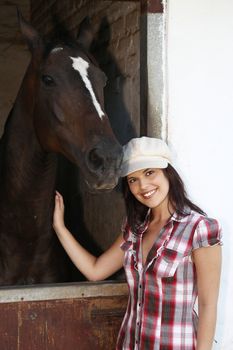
43, 18, 78, 57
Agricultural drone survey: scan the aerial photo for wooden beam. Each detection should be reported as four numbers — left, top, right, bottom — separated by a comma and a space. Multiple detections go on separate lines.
141, 0, 164, 13
110, 0, 164, 13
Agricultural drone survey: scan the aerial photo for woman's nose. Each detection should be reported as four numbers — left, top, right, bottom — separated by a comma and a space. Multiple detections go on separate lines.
138, 178, 149, 190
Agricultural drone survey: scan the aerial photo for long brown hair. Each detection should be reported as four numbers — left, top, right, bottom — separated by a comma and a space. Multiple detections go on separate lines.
122, 164, 206, 231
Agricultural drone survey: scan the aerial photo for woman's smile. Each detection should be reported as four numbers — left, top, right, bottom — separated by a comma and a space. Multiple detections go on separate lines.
127, 168, 170, 212
141, 188, 157, 199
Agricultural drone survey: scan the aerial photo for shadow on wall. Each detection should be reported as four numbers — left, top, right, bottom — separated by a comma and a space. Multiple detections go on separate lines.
91, 16, 137, 145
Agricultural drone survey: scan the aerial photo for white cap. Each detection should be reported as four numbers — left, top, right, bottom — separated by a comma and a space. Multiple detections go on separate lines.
121, 137, 172, 177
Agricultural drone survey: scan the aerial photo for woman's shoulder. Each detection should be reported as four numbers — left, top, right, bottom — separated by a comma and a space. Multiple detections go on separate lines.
179, 206, 219, 224
188, 209, 221, 228
188, 210, 222, 250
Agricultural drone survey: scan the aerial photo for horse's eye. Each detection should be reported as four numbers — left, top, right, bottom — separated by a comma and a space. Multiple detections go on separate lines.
41, 75, 55, 87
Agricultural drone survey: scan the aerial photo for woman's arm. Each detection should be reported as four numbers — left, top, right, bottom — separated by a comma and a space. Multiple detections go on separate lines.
53, 191, 125, 281
193, 244, 222, 350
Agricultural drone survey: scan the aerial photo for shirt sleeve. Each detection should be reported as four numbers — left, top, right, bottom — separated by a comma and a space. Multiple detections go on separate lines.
192, 217, 223, 250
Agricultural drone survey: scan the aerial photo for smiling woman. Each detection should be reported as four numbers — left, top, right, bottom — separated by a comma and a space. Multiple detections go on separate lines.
126, 168, 170, 211
53, 136, 222, 350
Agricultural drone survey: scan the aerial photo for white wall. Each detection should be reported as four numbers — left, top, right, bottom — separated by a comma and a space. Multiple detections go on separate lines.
166, 1, 233, 349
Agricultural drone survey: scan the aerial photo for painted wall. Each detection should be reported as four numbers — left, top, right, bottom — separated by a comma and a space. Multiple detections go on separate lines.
166, 0, 233, 348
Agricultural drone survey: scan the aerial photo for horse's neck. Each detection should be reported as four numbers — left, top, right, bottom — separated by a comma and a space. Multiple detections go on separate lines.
1, 107, 57, 203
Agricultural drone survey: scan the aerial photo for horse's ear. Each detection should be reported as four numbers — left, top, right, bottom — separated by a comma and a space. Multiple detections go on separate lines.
17, 8, 43, 52
77, 17, 94, 51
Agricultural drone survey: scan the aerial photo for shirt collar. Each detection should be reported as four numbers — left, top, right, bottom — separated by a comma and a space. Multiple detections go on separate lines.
145, 206, 191, 225
134, 206, 192, 236
169, 206, 192, 223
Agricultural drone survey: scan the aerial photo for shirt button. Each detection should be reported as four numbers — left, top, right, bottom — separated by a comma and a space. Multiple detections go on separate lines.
139, 284, 142, 288
139, 303, 141, 307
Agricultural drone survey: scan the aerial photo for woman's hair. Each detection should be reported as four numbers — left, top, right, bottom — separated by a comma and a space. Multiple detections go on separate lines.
122, 164, 206, 230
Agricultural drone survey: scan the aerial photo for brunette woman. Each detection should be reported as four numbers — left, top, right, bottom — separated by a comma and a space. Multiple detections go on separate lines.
53, 137, 222, 350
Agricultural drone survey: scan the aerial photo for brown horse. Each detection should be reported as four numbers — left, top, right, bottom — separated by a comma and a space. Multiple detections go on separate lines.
0, 13, 123, 286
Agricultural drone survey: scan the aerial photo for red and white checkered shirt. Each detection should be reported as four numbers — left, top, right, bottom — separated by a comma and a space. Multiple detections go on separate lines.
116, 208, 222, 350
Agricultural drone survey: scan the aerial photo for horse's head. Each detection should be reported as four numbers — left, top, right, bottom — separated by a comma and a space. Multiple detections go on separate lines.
18, 13, 123, 191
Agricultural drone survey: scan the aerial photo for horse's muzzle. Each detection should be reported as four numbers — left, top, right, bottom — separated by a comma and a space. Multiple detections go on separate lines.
85, 141, 123, 189
84, 178, 119, 192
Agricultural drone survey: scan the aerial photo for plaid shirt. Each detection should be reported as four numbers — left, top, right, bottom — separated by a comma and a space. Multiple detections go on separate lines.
116, 208, 222, 350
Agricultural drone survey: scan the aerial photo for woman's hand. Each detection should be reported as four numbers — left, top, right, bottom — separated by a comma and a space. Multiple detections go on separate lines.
52, 191, 124, 281
53, 191, 65, 232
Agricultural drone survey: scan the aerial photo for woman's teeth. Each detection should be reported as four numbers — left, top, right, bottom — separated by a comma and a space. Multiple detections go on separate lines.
143, 190, 156, 198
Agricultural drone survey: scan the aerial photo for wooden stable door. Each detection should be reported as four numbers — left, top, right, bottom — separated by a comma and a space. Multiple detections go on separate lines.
0, 282, 128, 350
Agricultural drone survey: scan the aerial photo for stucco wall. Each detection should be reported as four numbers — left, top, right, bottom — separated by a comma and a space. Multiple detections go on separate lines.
166, 0, 233, 348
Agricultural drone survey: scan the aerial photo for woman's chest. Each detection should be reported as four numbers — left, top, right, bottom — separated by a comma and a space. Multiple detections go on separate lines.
141, 224, 165, 266
124, 222, 195, 279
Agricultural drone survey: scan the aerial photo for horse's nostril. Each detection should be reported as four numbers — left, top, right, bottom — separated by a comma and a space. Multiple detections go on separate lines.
88, 148, 105, 172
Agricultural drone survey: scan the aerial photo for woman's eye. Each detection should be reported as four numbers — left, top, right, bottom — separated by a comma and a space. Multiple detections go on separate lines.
42, 74, 55, 87
128, 178, 136, 184
145, 170, 154, 176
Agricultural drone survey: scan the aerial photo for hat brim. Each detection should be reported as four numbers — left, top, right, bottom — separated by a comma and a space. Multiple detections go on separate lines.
120, 157, 169, 177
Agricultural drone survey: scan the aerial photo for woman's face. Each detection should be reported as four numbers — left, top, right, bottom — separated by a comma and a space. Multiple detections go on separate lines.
127, 168, 170, 210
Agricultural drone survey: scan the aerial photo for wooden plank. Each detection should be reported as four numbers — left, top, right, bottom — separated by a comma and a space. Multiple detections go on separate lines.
0, 281, 128, 303
0, 282, 128, 350
141, 0, 164, 13
0, 303, 19, 349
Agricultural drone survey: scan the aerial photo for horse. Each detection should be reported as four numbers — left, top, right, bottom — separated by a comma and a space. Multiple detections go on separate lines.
0, 12, 123, 286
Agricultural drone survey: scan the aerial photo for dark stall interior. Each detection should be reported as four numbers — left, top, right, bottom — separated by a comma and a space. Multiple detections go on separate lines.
0, 1, 152, 348
0, 0, 145, 283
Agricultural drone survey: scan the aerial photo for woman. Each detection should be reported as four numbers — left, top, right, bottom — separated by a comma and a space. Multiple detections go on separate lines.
53, 137, 222, 350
